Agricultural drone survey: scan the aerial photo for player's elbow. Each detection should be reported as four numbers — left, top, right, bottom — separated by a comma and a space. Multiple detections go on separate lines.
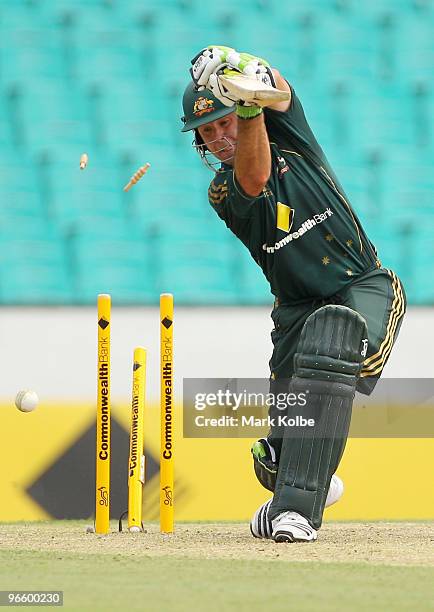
237, 172, 269, 197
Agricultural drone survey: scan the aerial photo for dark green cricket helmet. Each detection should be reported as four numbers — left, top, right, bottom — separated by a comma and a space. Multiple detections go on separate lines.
181, 81, 234, 132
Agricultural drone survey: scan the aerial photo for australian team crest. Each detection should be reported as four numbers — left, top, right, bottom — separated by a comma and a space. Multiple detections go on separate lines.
193, 96, 214, 117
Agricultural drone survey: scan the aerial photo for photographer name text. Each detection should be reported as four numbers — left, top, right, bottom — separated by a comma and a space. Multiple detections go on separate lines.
194, 415, 315, 428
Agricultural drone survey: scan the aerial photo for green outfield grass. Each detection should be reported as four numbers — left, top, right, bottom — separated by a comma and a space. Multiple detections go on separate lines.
1, 522, 433, 612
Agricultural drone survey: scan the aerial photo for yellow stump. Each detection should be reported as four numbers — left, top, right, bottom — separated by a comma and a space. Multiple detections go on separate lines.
160, 293, 174, 533
96, 294, 111, 534
128, 347, 146, 532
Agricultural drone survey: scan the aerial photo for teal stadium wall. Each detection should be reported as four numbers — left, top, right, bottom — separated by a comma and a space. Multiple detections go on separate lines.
0, 0, 433, 305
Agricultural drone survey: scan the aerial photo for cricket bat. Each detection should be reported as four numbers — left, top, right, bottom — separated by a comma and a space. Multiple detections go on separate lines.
218, 71, 290, 107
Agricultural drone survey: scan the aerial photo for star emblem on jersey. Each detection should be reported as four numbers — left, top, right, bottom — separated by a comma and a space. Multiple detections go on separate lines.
325, 234, 333, 242
346, 239, 353, 247
322, 256, 330, 265
346, 269, 353, 276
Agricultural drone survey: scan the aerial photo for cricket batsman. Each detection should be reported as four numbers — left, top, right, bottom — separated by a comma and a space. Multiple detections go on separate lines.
181, 46, 406, 542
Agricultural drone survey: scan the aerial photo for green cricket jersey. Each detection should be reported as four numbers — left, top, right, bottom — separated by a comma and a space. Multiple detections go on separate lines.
208, 85, 380, 304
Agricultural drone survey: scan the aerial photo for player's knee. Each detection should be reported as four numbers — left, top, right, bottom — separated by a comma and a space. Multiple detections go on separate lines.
294, 305, 368, 389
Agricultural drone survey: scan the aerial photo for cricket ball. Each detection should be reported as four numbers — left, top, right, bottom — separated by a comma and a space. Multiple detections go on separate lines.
15, 390, 39, 413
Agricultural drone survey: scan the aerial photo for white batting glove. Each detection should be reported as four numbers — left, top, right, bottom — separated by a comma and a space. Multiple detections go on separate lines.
207, 71, 238, 107
190, 46, 236, 88
191, 47, 276, 90
230, 52, 276, 88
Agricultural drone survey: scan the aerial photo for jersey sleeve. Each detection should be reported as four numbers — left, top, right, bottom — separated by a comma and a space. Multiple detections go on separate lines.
208, 168, 261, 218
208, 169, 260, 247
264, 84, 325, 166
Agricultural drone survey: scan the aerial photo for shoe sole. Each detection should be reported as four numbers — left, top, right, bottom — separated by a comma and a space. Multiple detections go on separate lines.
273, 531, 295, 543
273, 530, 317, 543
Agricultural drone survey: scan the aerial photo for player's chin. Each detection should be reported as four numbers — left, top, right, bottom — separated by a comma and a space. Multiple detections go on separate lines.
214, 146, 235, 164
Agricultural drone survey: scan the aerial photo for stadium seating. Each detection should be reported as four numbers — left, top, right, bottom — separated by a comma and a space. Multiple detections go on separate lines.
0, 219, 72, 304
0, 0, 432, 304
68, 218, 155, 303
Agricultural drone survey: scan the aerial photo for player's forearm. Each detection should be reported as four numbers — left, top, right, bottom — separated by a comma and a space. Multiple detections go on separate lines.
234, 113, 271, 197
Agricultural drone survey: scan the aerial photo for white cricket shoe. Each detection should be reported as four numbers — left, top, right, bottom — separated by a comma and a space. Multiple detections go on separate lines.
250, 499, 273, 539
250, 475, 343, 539
271, 511, 317, 543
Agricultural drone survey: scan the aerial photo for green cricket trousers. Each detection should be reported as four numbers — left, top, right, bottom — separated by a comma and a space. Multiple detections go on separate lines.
268, 267, 406, 448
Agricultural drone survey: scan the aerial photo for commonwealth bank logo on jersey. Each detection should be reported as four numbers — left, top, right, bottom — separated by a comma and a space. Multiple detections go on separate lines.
263, 205, 333, 253
276, 202, 294, 233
